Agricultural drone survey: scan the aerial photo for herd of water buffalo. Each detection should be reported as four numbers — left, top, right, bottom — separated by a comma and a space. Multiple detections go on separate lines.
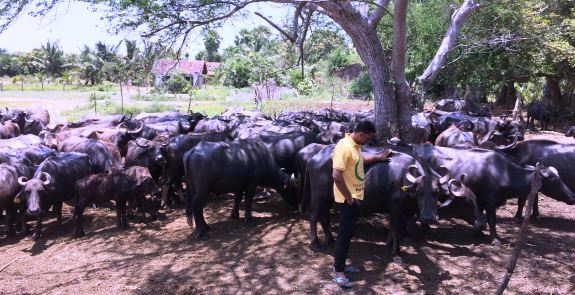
0, 98, 574, 262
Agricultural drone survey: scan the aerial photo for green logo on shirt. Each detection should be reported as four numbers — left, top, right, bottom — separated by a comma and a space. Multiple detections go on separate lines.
355, 159, 364, 181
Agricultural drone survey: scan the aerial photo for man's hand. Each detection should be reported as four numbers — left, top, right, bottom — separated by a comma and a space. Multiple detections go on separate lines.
379, 149, 392, 161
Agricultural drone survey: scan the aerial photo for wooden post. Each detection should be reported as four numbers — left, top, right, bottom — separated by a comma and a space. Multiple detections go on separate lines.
330, 82, 335, 109
120, 81, 124, 113
495, 170, 543, 295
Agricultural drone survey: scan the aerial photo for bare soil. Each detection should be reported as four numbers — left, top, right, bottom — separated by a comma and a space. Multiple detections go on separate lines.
1, 131, 575, 294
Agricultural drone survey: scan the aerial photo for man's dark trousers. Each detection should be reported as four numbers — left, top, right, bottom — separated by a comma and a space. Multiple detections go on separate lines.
334, 201, 361, 272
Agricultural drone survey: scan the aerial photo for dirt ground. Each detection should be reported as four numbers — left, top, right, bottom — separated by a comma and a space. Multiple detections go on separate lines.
1, 130, 574, 295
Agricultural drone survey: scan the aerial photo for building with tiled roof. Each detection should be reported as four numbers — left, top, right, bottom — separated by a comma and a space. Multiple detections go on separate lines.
152, 59, 220, 88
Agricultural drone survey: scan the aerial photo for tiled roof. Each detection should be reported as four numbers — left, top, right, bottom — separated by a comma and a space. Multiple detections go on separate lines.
151, 59, 207, 76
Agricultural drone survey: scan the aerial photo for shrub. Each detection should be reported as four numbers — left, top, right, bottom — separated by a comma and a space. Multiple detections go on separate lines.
348, 71, 372, 99
296, 78, 314, 96
164, 73, 191, 94
219, 56, 252, 88
287, 68, 303, 88
327, 47, 352, 76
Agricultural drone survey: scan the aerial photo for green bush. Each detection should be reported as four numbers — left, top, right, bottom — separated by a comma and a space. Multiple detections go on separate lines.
164, 73, 191, 94
219, 56, 252, 88
296, 78, 314, 96
287, 68, 303, 88
327, 47, 352, 75
348, 71, 372, 99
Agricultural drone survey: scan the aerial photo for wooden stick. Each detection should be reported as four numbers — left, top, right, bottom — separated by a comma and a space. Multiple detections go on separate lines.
495, 171, 542, 295
0, 257, 21, 272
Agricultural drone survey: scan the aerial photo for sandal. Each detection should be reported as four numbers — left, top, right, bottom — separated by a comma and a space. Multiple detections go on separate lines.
332, 276, 353, 288
344, 265, 360, 273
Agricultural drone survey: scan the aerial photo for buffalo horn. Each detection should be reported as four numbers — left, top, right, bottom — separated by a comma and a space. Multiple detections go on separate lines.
135, 137, 149, 148
18, 176, 28, 186
42, 172, 52, 185
494, 134, 518, 150
128, 121, 144, 134
24, 116, 34, 123
405, 165, 421, 184
438, 165, 450, 184
439, 196, 455, 208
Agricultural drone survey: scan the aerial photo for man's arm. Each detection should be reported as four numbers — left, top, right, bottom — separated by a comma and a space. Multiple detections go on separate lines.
363, 148, 392, 165
333, 168, 354, 205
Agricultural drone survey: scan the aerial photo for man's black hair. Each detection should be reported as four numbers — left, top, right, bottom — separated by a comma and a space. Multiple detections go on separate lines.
354, 121, 376, 134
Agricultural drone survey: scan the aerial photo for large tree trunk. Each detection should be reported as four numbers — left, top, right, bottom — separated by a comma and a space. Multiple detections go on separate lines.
327, 5, 398, 139
545, 76, 562, 109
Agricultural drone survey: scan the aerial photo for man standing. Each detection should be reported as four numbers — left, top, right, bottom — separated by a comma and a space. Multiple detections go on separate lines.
331, 121, 391, 288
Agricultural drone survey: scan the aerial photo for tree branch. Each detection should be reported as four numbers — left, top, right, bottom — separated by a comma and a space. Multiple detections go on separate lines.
368, 0, 391, 28
418, 0, 483, 88
391, 0, 408, 83
255, 9, 298, 42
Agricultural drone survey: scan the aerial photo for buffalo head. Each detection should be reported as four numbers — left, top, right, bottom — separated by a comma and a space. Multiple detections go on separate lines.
18, 172, 52, 215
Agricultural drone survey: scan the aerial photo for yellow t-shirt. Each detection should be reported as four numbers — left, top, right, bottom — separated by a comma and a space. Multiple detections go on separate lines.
332, 134, 365, 203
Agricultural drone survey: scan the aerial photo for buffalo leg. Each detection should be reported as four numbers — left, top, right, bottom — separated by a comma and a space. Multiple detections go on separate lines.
319, 206, 334, 247
4, 204, 15, 236
116, 200, 128, 229
74, 206, 86, 238
486, 206, 501, 246
160, 182, 170, 209
244, 189, 256, 225
231, 192, 243, 220
389, 205, 403, 262
54, 202, 64, 235
309, 206, 322, 251
184, 180, 194, 227
515, 195, 539, 223
32, 213, 43, 241
192, 191, 209, 239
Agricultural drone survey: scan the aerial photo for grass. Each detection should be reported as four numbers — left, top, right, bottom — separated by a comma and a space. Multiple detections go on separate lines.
1, 81, 370, 123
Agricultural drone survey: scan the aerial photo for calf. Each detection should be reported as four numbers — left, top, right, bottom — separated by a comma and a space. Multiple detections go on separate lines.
74, 169, 139, 237
124, 166, 160, 221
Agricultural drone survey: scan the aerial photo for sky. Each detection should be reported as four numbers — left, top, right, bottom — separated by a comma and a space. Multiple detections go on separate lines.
0, 2, 292, 56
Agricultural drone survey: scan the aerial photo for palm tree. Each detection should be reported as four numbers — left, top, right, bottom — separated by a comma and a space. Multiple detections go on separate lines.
34, 41, 65, 78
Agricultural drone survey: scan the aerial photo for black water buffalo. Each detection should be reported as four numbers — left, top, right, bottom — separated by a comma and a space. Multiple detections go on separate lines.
58, 136, 121, 173
18, 152, 92, 240
247, 130, 337, 176
0, 134, 43, 149
434, 99, 491, 117
183, 140, 297, 239
10, 108, 49, 135
565, 126, 575, 139
0, 120, 20, 139
123, 166, 161, 221
305, 145, 451, 260
503, 140, 575, 220
160, 132, 231, 207
295, 143, 328, 212
0, 162, 32, 236
526, 101, 551, 130
415, 144, 575, 245
124, 137, 167, 186
74, 169, 140, 237
435, 125, 518, 150
69, 113, 129, 127
0, 145, 56, 165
